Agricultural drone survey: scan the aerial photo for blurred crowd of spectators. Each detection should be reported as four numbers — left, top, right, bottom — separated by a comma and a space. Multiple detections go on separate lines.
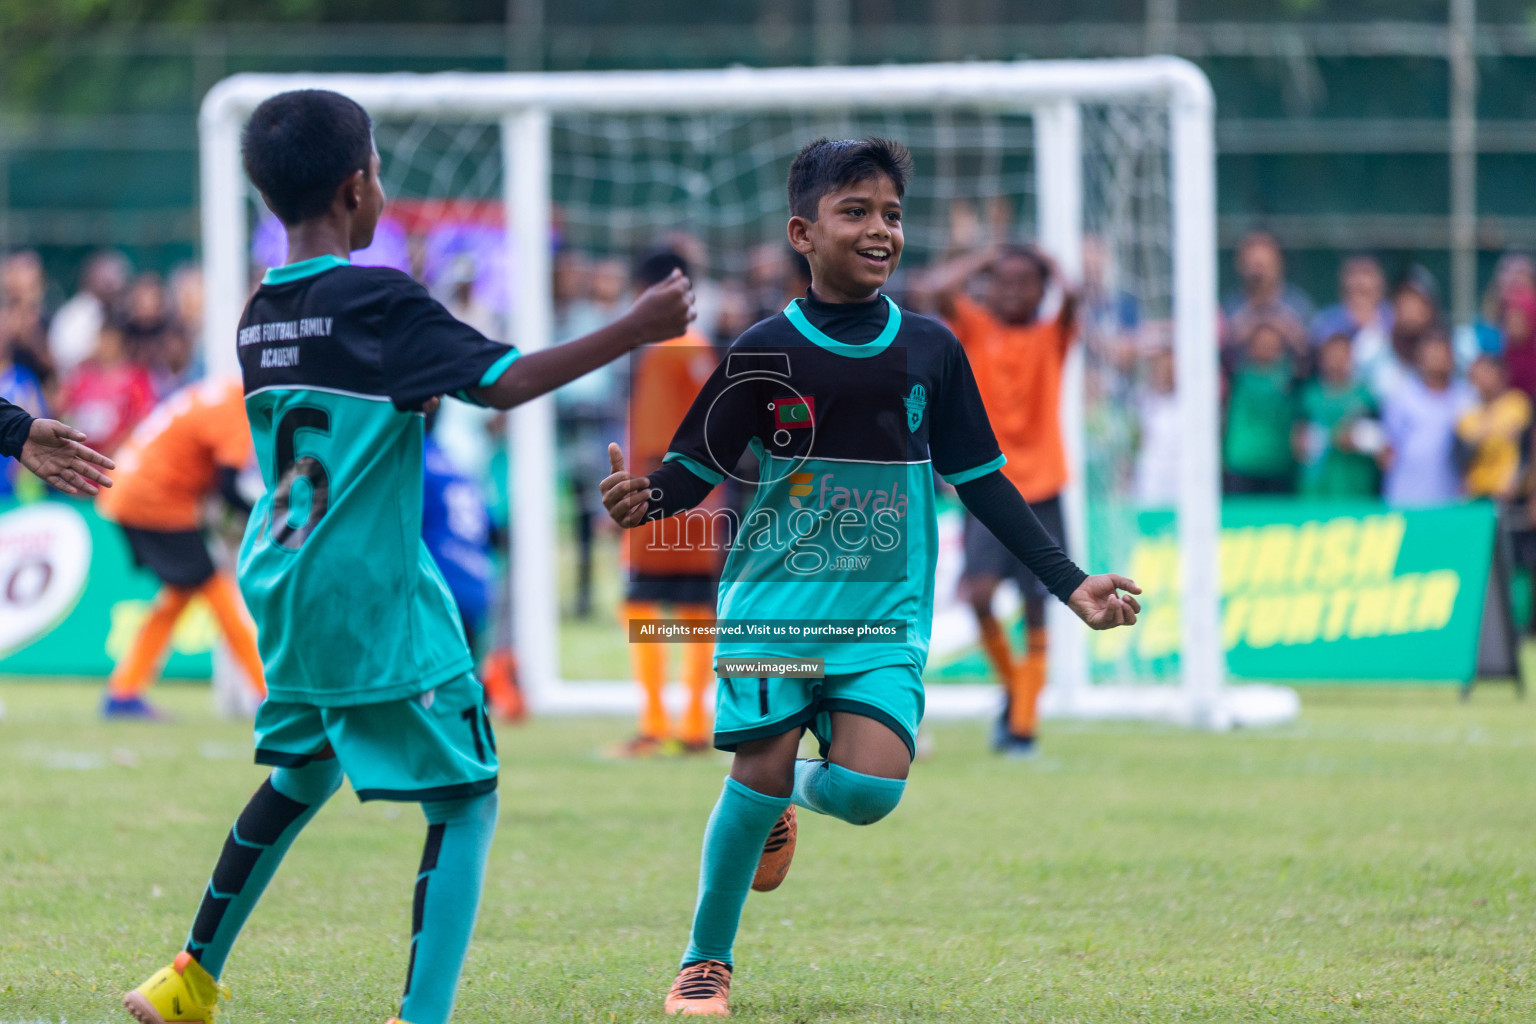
0, 249, 204, 497
9, 224, 1536, 521
1214, 230, 1536, 511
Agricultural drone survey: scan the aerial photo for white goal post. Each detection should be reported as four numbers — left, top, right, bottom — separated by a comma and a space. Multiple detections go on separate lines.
199, 59, 1297, 729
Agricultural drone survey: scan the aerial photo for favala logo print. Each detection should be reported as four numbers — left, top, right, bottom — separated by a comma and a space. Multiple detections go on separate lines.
785, 471, 908, 518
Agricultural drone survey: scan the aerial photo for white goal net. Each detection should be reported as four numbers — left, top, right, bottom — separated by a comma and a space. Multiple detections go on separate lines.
200, 61, 1297, 728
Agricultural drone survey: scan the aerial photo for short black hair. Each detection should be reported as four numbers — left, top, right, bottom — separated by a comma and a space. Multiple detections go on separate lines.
242, 90, 374, 225
787, 137, 913, 221
634, 247, 689, 289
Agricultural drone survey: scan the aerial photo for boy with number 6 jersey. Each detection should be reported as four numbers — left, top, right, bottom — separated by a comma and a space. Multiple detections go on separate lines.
601, 136, 1141, 1016
122, 88, 693, 1024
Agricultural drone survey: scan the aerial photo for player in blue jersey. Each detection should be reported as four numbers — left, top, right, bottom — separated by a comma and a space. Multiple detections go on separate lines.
421, 414, 495, 656
601, 137, 1141, 1016
122, 89, 693, 1024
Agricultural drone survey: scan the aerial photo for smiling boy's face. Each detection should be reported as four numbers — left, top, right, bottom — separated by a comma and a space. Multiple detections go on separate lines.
787, 173, 904, 303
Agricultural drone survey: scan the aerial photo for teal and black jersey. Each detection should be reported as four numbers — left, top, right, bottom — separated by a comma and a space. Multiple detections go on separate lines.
235, 255, 518, 706
646, 291, 1006, 674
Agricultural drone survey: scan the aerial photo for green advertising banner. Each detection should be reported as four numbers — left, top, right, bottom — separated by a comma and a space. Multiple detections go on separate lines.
1090, 500, 1498, 684
0, 498, 216, 678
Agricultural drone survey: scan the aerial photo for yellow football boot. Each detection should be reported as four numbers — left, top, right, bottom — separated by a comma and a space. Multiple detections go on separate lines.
123, 952, 229, 1024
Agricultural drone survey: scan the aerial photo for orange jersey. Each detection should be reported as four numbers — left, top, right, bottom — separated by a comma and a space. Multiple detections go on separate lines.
628, 332, 725, 578
98, 378, 253, 532
946, 294, 1073, 502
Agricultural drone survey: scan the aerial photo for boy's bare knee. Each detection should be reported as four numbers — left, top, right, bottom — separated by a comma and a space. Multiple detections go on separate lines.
728, 728, 801, 797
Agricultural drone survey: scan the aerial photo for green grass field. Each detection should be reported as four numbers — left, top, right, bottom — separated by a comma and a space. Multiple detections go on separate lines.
1, 680, 1532, 1023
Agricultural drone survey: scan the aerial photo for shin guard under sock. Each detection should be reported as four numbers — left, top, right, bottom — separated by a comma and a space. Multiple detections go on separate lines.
399, 790, 499, 1024
792, 760, 906, 826
184, 759, 343, 977
681, 777, 789, 967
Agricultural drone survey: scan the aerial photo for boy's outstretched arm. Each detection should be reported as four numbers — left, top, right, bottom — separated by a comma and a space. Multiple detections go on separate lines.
3, 406, 116, 496
953, 470, 1140, 630
470, 269, 694, 410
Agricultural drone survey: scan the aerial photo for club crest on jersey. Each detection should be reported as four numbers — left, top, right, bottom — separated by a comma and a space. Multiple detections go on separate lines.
904, 384, 927, 433
773, 396, 814, 429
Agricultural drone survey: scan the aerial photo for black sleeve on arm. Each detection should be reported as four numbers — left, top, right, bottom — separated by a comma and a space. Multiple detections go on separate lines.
639, 344, 759, 519
954, 471, 1088, 604
0, 397, 34, 458
216, 465, 252, 517
380, 273, 518, 411
644, 461, 718, 518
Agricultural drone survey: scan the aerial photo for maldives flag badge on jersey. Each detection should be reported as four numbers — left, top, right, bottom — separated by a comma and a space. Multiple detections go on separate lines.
773, 396, 815, 429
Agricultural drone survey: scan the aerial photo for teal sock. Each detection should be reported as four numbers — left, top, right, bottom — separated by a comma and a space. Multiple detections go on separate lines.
792, 760, 906, 826
399, 790, 499, 1024
184, 759, 344, 978
681, 777, 790, 967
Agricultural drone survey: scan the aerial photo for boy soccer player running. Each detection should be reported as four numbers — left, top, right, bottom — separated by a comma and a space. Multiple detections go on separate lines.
123, 89, 693, 1024
928, 244, 1077, 756
600, 137, 1139, 1016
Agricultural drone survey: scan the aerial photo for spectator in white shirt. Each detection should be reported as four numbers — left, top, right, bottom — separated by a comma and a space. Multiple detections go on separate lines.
48, 250, 129, 377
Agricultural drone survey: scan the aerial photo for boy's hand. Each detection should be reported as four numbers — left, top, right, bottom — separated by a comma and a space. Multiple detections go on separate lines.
624, 268, 696, 347
1066, 574, 1142, 630
600, 442, 652, 528
19, 419, 115, 496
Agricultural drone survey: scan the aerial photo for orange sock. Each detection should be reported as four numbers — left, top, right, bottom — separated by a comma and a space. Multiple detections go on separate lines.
624, 601, 668, 739
108, 586, 195, 698
1008, 626, 1049, 738
977, 614, 1016, 689
199, 572, 267, 698
677, 602, 715, 746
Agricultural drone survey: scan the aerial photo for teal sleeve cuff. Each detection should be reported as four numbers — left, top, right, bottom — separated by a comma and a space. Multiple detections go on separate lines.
477, 348, 520, 388
662, 451, 726, 486
940, 453, 1007, 486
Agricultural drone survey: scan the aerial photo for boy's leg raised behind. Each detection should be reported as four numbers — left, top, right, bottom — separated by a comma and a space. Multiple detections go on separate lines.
791, 665, 918, 828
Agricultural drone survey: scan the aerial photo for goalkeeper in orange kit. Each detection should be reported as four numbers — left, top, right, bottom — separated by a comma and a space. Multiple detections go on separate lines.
615, 248, 726, 756
97, 377, 267, 718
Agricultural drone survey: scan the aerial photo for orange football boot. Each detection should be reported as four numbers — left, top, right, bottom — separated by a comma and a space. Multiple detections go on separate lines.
664, 959, 732, 1016
751, 805, 796, 892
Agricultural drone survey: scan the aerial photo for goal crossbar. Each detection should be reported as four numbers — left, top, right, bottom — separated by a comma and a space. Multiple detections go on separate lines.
199, 59, 1281, 729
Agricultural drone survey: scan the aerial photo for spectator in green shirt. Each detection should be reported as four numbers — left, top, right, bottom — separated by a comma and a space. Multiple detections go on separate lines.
1223, 317, 1300, 494
1294, 332, 1383, 498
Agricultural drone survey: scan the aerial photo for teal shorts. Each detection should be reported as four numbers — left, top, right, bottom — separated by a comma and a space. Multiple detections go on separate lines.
714, 664, 925, 759
253, 672, 498, 802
